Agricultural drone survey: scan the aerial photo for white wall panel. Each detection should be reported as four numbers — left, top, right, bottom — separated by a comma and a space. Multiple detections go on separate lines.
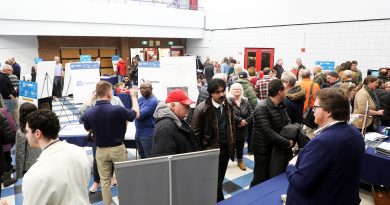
187, 20, 390, 77
0, 36, 39, 69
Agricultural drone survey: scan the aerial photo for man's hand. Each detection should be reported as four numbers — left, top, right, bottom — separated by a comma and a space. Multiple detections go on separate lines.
129, 88, 138, 98
0, 200, 9, 205
289, 156, 298, 166
239, 120, 247, 127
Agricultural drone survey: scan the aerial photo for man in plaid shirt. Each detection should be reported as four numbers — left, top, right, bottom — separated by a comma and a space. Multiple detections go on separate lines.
255, 67, 274, 100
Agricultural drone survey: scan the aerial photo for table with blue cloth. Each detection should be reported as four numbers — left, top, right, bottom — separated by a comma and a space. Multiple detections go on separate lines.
58, 123, 136, 148
116, 93, 133, 109
100, 75, 118, 86
218, 173, 288, 205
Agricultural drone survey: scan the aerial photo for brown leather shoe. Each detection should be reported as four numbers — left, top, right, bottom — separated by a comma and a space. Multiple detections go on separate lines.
237, 160, 246, 171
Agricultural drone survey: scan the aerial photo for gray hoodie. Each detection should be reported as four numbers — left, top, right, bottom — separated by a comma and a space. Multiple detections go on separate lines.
153, 102, 182, 127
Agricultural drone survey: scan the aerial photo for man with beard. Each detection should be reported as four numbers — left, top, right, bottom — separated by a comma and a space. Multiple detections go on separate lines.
192, 78, 236, 202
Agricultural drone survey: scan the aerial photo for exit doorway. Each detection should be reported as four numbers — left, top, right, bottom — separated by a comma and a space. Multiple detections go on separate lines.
244, 48, 274, 72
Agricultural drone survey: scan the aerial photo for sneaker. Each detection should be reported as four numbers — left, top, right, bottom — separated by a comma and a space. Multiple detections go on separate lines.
89, 182, 100, 193
3, 178, 17, 187
111, 177, 117, 186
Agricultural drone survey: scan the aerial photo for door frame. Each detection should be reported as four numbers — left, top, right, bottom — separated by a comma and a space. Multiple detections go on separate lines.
244, 48, 275, 71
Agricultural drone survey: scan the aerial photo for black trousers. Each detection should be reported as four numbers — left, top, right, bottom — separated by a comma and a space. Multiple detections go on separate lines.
250, 153, 271, 187
235, 126, 246, 159
217, 146, 229, 202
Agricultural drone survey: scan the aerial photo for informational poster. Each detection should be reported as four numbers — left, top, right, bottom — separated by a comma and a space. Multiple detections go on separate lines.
18, 81, 38, 106
80, 55, 92, 62
62, 63, 73, 95
138, 61, 165, 100
315, 61, 335, 71
160, 56, 198, 103
70, 62, 100, 103
36, 61, 56, 99
112, 55, 120, 73
138, 57, 198, 103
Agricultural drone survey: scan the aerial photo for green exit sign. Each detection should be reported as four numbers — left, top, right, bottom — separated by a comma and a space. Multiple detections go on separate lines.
168, 41, 174, 46
141, 40, 148, 45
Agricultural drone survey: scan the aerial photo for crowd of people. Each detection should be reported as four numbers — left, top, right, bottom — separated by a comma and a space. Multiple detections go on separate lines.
0, 54, 389, 204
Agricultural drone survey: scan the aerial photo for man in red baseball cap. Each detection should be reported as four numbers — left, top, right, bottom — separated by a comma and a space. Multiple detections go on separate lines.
152, 89, 199, 157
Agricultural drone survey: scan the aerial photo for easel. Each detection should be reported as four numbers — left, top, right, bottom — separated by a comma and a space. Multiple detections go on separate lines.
59, 74, 81, 124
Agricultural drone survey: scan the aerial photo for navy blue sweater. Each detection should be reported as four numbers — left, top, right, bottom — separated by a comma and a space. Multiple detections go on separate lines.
135, 95, 158, 137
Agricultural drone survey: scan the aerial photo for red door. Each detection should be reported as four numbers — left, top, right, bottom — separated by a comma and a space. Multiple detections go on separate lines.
244, 48, 274, 72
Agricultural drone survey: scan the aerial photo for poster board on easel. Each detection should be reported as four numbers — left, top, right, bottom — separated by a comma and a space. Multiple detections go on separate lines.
36, 61, 56, 99
70, 62, 100, 104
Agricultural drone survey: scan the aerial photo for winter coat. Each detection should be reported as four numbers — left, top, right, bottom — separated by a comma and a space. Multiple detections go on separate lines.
284, 86, 306, 124
252, 98, 291, 154
204, 64, 214, 83
152, 103, 199, 157
116, 59, 127, 76
192, 98, 236, 160
235, 78, 258, 109
228, 97, 253, 142
375, 89, 390, 126
0, 110, 16, 176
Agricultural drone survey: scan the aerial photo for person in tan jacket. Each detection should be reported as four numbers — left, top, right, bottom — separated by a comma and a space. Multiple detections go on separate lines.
352, 76, 384, 131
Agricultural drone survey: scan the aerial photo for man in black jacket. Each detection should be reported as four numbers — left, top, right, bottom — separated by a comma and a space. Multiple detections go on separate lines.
192, 78, 236, 202
250, 79, 294, 187
152, 89, 199, 157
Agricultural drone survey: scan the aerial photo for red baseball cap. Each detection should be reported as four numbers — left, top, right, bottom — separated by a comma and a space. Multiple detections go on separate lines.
166, 89, 194, 105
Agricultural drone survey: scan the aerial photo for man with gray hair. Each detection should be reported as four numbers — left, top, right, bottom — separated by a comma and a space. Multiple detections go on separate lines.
282, 72, 306, 124
342, 70, 354, 83
312, 65, 328, 88
0, 65, 17, 115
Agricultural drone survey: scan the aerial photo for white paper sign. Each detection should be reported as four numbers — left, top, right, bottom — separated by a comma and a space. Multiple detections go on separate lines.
70, 62, 100, 103
36, 61, 56, 99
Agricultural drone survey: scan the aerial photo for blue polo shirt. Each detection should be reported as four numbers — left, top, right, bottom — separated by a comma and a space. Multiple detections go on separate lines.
83, 100, 136, 147
135, 95, 158, 137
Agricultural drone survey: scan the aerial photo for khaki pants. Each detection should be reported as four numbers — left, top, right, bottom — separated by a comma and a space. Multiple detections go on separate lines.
96, 144, 127, 205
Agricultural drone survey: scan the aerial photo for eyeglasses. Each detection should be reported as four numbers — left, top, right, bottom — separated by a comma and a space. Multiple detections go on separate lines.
313, 105, 322, 111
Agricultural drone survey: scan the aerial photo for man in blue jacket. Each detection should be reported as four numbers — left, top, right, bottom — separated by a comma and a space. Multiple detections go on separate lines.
135, 82, 158, 158
286, 88, 365, 205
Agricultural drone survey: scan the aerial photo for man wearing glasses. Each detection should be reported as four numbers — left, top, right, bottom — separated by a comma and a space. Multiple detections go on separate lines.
286, 88, 365, 205
192, 78, 236, 202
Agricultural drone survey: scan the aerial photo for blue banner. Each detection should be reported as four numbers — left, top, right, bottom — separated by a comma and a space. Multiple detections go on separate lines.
138, 62, 160, 68
70, 62, 100, 70
315, 61, 335, 71
19, 81, 38, 99
80, 55, 92, 62
34, 58, 43, 64
112, 55, 120, 61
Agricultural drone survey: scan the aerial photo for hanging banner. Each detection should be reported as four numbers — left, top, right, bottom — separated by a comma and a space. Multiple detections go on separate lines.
19, 81, 38, 106
70, 62, 100, 103
34, 58, 43, 65
315, 61, 335, 71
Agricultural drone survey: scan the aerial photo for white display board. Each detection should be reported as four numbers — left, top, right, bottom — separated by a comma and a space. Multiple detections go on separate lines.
138, 56, 198, 102
70, 62, 100, 104
160, 56, 198, 103
36, 61, 56, 99
62, 63, 73, 95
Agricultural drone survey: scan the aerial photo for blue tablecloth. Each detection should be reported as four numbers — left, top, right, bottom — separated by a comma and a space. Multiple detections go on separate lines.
219, 174, 288, 205
361, 145, 390, 187
100, 75, 118, 86
116, 93, 132, 109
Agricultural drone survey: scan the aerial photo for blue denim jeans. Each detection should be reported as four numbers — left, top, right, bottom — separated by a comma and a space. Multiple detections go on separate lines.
135, 135, 153, 159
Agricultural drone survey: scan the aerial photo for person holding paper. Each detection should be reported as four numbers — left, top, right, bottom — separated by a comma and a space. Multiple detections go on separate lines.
286, 88, 365, 205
